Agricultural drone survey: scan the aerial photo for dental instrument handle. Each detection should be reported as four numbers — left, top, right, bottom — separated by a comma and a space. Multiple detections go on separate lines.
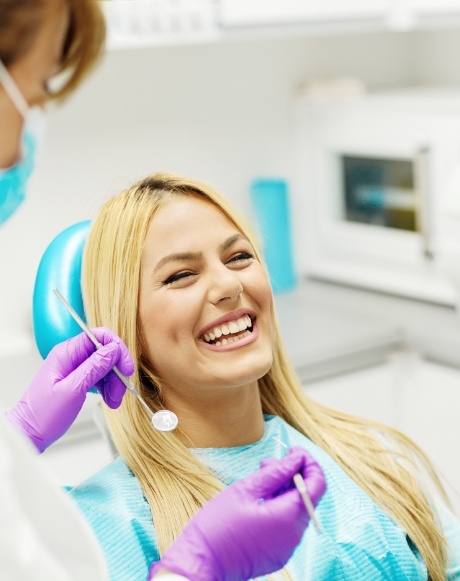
53, 288, 99, 344
52, 288, 154, 420
273, 436, 322, 533
109, 367, 154, 420
293, 473, 323, 533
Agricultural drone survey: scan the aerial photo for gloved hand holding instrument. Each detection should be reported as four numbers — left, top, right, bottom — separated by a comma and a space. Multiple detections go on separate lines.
4, 328, 134, 453
148, 446, 326, 581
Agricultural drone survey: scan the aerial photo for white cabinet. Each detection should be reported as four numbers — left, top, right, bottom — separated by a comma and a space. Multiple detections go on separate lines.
219, 0, 460, 28
412, 0, 460, 14
99, 0, 460, 51
304, 359, 402, 428
399, 357, 460, 508
407, 0, 460, 29
102, 0, 219, 49
219, 0, 387, 27
304, 351, 460, 516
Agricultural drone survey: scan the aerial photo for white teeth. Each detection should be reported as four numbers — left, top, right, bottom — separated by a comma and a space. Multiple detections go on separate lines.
228, 321, 239, 333
202, 315, 253, 344
211, 330, 250, 348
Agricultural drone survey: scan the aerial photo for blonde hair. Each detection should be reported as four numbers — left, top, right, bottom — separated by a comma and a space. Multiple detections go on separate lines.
83, 171, 449, 580
0, 0, 105, 99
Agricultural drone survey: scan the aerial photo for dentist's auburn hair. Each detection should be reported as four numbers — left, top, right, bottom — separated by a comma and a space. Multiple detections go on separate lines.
83, 171, 448, 581
0, 0, 105, 99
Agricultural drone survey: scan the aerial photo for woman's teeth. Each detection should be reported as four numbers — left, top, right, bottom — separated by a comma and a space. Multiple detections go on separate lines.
202, 315, 253, 345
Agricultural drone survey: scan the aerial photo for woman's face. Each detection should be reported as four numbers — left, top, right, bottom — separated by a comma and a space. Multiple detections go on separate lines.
138, 194, 274, 405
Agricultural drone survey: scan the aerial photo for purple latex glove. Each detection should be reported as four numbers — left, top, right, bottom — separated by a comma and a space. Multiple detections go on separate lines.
5, 328, 134, 453
148, 446, 326, 581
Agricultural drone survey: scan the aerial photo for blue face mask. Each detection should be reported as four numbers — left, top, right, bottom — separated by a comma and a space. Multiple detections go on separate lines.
0, 60, 45, 226
0, 130, 37, 226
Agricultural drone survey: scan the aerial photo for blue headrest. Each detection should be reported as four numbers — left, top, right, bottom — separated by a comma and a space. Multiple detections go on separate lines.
33, 220, 91, 359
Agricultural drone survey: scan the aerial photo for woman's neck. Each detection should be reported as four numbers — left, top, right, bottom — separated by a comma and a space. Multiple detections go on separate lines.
165, 382, 265, 448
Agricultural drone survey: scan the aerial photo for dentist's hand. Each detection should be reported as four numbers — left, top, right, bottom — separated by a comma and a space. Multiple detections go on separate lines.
4, 328, 134, 453
148, 446, 326, 581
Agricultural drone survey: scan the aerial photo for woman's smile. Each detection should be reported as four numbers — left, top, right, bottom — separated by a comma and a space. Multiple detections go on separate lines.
198, 308, 257, 350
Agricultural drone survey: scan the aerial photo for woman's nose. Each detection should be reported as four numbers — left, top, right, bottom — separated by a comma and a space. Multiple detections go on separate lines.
207, 265, 243, 305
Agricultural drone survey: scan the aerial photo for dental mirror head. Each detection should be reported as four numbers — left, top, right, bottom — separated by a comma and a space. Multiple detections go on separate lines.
152, 410, 179, 432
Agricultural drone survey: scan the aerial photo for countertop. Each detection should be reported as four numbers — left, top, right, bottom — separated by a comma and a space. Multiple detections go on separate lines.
274, 277, 460, 382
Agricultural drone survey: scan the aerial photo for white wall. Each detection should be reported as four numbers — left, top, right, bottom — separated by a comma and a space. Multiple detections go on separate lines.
413, 28, 460, 86
0, 29, 419, 349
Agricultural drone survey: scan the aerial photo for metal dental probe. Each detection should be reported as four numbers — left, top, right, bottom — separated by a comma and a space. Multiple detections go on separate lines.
273, 436, 323, 533
53, 288, 178, 432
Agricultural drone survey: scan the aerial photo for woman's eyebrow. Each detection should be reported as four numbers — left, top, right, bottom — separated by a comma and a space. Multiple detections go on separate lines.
219, 233, 249, 252
153, 252, 201, 274
153, 234, 249, 274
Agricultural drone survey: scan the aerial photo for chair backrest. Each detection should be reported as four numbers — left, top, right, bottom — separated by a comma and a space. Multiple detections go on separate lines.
33, 220, 91, 359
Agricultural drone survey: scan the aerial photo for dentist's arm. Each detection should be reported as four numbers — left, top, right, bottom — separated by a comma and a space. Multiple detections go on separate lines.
4, 328, 134, 453
148, 446, 326, 581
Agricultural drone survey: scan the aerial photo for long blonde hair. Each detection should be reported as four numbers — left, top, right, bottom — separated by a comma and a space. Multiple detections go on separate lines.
83, 172, 449, 580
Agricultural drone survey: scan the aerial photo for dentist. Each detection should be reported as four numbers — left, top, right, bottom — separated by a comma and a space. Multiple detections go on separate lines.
0, 1, 326, 580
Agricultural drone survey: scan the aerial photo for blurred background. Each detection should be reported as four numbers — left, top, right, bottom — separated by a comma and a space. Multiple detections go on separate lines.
3, 0, 460, 514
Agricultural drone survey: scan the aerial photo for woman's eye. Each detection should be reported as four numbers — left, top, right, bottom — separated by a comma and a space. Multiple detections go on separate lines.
228, 252, 254, 265
162, 271, 194, 285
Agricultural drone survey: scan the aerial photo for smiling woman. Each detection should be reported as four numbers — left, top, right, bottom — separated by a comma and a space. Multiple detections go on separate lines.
71, 171, 460, 581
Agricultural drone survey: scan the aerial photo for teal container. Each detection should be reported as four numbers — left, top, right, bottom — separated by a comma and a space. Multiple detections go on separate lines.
250, 178, 297, 293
